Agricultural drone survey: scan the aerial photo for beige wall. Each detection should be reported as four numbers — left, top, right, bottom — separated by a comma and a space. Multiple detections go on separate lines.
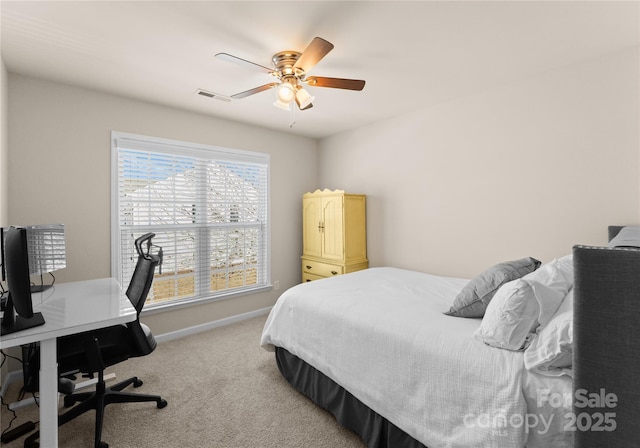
319, 47, 640, 278
7, 74, 318, 335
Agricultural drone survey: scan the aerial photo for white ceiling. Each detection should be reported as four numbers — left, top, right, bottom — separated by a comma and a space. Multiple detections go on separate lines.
2, 1, 638, 139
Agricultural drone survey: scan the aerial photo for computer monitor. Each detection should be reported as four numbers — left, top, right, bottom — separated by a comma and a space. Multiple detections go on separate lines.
1, 227, 46, 336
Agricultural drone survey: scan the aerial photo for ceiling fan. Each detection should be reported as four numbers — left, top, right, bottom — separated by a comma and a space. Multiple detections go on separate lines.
215, 37, 365, 111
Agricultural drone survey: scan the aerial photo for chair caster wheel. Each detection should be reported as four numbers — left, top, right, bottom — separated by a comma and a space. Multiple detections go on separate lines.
98, 442, 108, 448
63, 396, 76, 408
157, 399, 168, 409
133, 379, 143, 388
25, 441, 39, 448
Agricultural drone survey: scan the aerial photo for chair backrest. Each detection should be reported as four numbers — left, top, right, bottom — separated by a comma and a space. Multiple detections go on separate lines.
126, 256, 159, 314
125, 233, 162, 314
124, 234, 163, 356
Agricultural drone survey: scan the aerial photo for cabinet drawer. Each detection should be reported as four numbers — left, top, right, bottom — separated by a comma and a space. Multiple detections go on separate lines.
302, 272, 324, 283
301, 259, 344, 277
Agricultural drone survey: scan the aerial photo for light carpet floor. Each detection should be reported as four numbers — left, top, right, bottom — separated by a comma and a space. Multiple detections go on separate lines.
1, 314, 365, 447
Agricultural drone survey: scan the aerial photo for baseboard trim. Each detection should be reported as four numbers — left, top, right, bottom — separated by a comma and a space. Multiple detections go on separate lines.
153, 306, 272, 344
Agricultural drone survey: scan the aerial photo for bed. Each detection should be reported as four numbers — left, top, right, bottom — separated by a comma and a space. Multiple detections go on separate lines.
261, 226, 639, 448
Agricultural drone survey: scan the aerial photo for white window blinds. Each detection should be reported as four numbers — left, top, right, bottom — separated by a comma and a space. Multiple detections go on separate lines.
111, 132, 270, 309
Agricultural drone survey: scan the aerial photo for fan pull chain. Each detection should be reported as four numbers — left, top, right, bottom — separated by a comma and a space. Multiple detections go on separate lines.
289, 103, 296, 128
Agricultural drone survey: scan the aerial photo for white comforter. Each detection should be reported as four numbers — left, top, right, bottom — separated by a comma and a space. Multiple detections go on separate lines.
261, 267, 571, 448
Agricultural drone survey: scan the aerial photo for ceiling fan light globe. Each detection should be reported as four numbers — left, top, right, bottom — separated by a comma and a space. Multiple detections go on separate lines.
273, 99, 292, 111
295, 88, 315, 109
276, 83, 296, 103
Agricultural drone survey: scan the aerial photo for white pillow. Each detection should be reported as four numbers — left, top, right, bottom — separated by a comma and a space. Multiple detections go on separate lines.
523, 256, 573, 293
474, 278, 566, 351
523, 255, 573, 327
524, 289, 573, 377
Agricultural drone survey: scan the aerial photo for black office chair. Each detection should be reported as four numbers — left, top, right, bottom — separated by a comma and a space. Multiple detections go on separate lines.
24, 233, 168, 448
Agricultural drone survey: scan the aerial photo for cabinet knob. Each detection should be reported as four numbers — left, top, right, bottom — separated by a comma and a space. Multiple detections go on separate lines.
306, 265, 312, 270
331, 271, 338, 275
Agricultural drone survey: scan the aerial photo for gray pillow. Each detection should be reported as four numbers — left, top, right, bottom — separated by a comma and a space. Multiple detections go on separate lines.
444, 257, 541, 318
608, 226, 640, 248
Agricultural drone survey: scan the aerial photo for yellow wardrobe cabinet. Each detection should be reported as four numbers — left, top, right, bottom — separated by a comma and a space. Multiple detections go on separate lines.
301, 189, 368, 282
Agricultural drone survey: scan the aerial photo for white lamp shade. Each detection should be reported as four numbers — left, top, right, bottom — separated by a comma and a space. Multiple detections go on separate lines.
295, 88, 315, 109
25, 224, 66, 275
276, 82, 296, 103
273, 98, 292, 110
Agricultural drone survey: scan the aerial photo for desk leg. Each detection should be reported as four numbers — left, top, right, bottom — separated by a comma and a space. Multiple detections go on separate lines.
39, 338, 59, 447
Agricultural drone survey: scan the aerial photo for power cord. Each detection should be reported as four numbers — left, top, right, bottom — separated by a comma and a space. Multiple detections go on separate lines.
30, 272, 57, 291
1, 350, 39, 443
0, 356, 19, 438
1, 348, 40, 406
1, 350, 19, 436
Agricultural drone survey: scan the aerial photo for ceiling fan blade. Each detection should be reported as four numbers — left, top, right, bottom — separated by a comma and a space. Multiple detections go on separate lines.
231, 83, 279, 99
293, 37, 334, 73
305, 77, 366, 91
215, 53, 274, 74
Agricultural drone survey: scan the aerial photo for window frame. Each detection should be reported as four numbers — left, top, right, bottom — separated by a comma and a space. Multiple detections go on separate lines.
110, 131, 271, 313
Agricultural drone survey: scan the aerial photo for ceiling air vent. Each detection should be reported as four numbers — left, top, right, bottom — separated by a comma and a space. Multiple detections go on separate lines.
195, 89, 231, 102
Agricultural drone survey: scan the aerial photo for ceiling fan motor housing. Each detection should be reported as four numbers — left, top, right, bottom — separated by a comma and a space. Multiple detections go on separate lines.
272, 51, 303, 77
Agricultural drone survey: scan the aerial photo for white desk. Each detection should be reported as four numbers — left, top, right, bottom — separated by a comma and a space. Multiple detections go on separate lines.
0, 278, 135, 447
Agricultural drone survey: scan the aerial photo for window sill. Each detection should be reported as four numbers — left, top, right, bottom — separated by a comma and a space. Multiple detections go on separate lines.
140, 284, 275, 316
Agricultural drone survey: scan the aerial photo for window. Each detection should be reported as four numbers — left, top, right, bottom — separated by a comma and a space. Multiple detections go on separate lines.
111, 132, 270, 310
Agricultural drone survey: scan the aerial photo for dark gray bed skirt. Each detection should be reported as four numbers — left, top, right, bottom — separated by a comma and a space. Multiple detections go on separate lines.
275, 346, 427, 448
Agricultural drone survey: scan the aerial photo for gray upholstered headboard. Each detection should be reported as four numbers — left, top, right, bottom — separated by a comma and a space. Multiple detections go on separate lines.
573, 226, 640, 448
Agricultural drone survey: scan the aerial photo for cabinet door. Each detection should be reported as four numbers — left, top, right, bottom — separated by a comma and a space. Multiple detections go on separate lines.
321, 195, 344, 260
302, 197, 322, 258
